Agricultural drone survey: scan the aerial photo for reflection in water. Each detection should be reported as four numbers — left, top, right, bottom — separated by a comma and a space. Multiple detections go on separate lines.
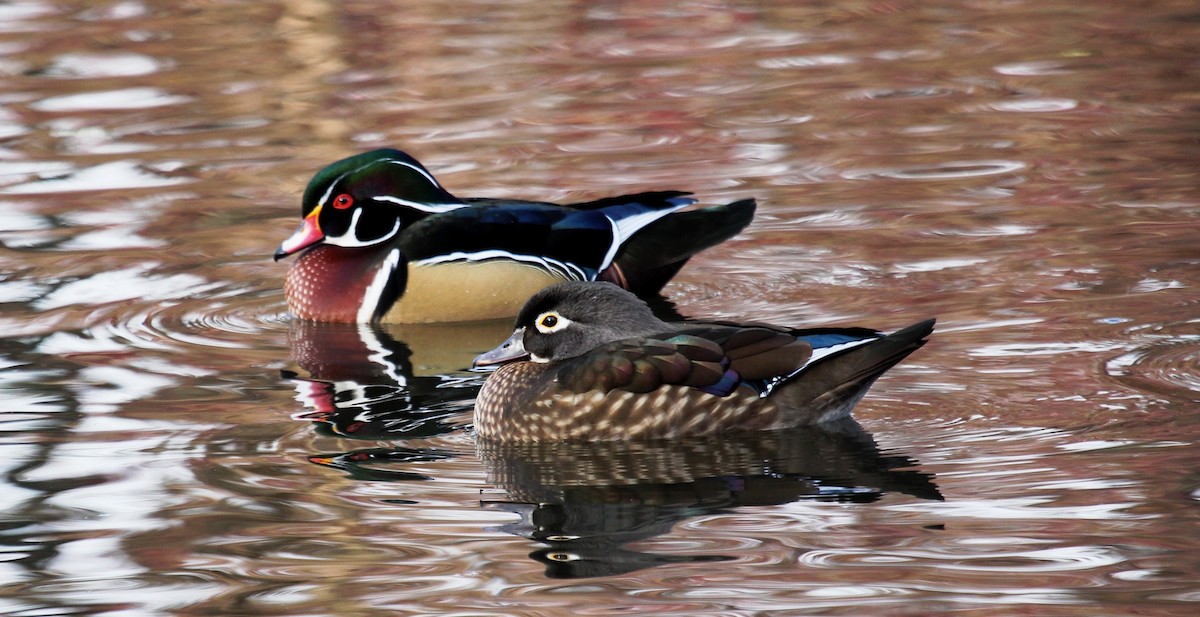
308, 419, 940, 579
308, 447, 454, 484
480, 420, 939, 578
284, 320, 503, 439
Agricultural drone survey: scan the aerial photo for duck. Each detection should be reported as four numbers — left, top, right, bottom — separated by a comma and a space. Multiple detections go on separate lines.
274, 148, 755, 324
472, 281, 934, 442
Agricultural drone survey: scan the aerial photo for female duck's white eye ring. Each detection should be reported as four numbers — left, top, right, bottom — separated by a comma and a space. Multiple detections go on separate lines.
535, 311, 571, 334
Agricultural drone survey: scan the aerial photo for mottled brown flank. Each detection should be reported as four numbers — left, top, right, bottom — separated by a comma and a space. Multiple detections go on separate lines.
475, 361, 795, 442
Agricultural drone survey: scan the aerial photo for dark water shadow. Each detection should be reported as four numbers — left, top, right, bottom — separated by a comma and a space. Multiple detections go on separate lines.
478, 419, 940, 578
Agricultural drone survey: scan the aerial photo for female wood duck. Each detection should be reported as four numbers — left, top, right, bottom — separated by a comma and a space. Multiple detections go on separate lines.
473, 281, 935, 442
274, 149, 755, 323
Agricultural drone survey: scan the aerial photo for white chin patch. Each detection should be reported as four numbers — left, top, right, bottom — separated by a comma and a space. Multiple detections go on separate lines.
530, 353, 550, 364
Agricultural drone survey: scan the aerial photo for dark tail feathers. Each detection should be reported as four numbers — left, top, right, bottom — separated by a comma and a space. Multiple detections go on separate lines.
782, 318, 935, 424
603, 198, 756, 295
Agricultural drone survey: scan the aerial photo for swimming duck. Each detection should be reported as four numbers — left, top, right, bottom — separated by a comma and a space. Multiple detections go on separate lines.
473, 281, 934, 442
274, 149, 755, 323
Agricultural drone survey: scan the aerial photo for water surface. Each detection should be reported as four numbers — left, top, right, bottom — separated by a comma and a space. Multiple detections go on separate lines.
1, 1, 1198, 615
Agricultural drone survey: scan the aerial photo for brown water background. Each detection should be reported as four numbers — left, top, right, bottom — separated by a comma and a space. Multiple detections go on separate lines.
1, 0, 1198, 615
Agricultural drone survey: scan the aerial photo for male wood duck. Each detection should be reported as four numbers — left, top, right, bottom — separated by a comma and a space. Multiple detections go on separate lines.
473, 281, 935, 442
274, 149, 755, 323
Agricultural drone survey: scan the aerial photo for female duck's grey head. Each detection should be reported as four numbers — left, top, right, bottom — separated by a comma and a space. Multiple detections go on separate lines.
473, 282, 671, 366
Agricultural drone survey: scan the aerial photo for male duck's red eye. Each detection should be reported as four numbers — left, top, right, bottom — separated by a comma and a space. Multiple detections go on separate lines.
332, 194, 354, 209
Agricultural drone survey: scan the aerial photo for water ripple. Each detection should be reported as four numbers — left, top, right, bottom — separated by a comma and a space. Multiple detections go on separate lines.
805, 585, 912, 599
797, 544, 1123, 573
33, 284, 287, 360
1104, 332, 1200, 401
852, 86, 957, 100
924, 224, 1039, 238
43, 52, 167, 78
33, 265, 218, 312
842, 160, 1026, 181
30, 88, 192, 112
121, 292, 288, 351
758, 54, 856, 69
1, 160, 192, 194
983, 98, 1081, 113
555, 133, 683, 153
994, 60, 1074, 76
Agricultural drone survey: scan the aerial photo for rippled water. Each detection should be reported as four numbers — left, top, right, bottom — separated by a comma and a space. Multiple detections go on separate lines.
2, 1, 1198, 615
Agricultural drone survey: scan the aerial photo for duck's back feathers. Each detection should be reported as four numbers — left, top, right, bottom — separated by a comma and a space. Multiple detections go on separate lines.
564, 190, 693, 211
400, 193, 694, 279
679, 325, 814, 382
555, 334, 733, 395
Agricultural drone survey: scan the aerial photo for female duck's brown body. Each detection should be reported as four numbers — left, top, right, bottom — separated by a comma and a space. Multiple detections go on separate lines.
474, 281, 935, 443
476, 364, 803, 442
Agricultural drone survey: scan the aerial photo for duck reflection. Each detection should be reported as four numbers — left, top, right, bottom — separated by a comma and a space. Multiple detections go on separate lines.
284, 319, 510, 439
479, 419, 941, 578
307, 446, 455, 483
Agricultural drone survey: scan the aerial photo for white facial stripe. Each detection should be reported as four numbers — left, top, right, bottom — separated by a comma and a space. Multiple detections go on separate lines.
318, 157, 452, 209
318, 155, 444, 205
317, 172, 344, 208
372, 195, 466, 213
358, 249, 402, 323
387, 159, 443, 188
414, 250, 587, 280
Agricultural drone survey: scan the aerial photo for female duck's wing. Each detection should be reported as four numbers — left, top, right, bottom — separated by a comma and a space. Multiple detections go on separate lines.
554, 327, 813, 397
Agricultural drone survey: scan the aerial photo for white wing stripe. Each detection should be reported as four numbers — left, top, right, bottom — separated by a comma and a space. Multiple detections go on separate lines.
372, 195, 466, 213
599, 200, 691, 271
804, 338, 878, 366
414, 250, 587, 280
